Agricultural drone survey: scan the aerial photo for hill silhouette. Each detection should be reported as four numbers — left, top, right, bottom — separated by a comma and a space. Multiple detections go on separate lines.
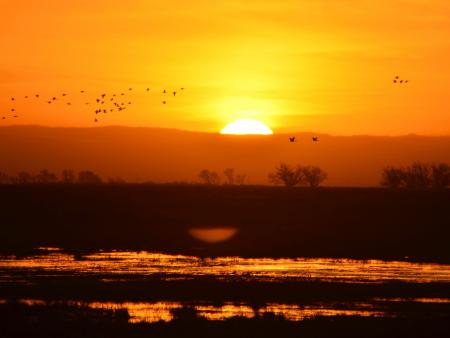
1, 126, 450, 186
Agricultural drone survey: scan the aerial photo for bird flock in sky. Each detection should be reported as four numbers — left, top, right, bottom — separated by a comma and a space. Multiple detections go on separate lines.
2, 75, 409, 144
2, 87, 185, 123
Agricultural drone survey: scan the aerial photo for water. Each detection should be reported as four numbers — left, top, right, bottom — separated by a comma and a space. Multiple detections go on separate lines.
1, 247, 449, 323
1, 247, 449, 284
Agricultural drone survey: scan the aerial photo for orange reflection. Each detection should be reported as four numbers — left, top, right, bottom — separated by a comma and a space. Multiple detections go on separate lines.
188, 227, 238, 243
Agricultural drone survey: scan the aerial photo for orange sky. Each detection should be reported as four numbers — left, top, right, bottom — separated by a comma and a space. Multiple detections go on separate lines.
1, 0, 450, 135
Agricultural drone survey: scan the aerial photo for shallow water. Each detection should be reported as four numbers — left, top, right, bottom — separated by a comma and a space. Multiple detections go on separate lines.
9, 298, 449, 323
1, 247, 449, 284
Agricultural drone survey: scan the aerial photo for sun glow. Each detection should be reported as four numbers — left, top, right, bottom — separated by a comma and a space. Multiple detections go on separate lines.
220, 119, 273, 135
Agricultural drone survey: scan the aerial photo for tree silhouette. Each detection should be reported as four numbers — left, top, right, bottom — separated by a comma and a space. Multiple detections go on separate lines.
404, 162, 431, 189
268, 163, 304, 187
223, 168, 235, 185
235, 173, 247, 185
302, 165, 327, 187
61, 169, 75, 183
198, 169, 220, 185
36, 170, 57, 184
78, 170, 102, 184
17, 171, 34, 184
430, 163, 450, 189
381, 166, 405, 188
0, 171, 11, 184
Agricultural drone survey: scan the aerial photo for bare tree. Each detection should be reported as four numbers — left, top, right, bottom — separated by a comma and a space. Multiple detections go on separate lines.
235, 174, 247, 185
430, 163, 450, 189
198, 169, 220, 185
61, 169, 75, 183
268, 163, 304, 187
302, 166, 327, 187
223, 168, 235, 185
0, 171, 12, 184
78, 170, 102, 184
404, 162, 431, 189
17, 171, 34, 184
381, 166, 405, 188
35, 170, 57, 184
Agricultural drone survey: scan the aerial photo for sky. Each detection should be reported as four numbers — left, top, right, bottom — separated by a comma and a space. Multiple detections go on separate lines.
1, 0, 450, 135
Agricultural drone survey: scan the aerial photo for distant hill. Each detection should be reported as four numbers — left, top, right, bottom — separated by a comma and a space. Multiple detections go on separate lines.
1, 126, 450, 186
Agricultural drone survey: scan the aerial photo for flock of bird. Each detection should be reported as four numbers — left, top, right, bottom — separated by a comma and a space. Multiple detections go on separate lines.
3, 87, 185, 123
2, 75, 410, 144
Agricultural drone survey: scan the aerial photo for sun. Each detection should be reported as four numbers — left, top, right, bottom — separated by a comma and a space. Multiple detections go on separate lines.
220, 119, 273, 135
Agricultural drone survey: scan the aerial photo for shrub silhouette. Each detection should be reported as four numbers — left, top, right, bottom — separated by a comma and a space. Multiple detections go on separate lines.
198, 169, 221, 185
61, 169, 76, 183
268, 163, 305, 187
381, 162, 450, 189
302, 165, 328, 188
78, 171, 102, 184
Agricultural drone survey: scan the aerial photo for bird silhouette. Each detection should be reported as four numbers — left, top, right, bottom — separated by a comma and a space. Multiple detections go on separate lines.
393, 80, 397, 83
11, 108, 15, 112
94, 118, 98, 123
48, 101, 52, 104
180, 87, 185, 90
52, 97, 56, 101
289, 137, 296, 143
62, 93, 67, 96
81, 90, 85, 93
67, 102, 71, 105
312, 137, 319, 142
101, 94, 106, 98
13, 115, 18, 118
129, 88, 132, 91
400, 80, 403, 84
163, 90, 167, 94
24, 96, 28, 98
405, 80, 409, 83
96, 99, 100, 103
146, 88, 150, 91
162, 101, 167, 104
35, 94, 39, 98
173, 91, 177, 96
11, 97, 14, 101
2, 117, 5, 120
395, 76, 399, 79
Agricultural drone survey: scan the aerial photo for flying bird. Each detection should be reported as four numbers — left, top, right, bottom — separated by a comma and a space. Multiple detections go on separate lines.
81, 90, 85, 93
163, 90, 167, 94
35, 94, 39, 98
67, 102, 71, 105
399, 80, 403, 84
62, 93, 67, 96
101, 94, 106, 98
289, 137, 296, 143
94, 118, 98, 123
312, 137, 319, 142
405, 80, 409, 83
13, 115, 18, 118
11, 108, 15, 112
52, 97, 56, 100
173, 91, 177, 96
146, 88, 150, 91
395, 76, 399, 79
393, 80, 397, 83
162, 101, 167, 104
24, 96, 28, 98
129, 88, 132, 91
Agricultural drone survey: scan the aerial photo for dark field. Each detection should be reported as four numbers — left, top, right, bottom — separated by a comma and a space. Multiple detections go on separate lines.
0, 184, 449, 262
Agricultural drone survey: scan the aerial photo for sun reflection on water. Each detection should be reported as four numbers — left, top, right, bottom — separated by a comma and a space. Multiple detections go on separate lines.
1, 248, 449, 284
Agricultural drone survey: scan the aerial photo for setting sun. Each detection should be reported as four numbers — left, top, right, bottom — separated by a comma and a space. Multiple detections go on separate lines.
220, 119, 273, 135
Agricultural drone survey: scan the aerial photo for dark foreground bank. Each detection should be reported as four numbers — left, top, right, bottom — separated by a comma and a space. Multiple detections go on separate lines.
0, 184, 449, 262
0, 302, 449, 338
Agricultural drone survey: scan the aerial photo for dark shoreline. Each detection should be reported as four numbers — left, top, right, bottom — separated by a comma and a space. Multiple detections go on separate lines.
1, 184, 449, 263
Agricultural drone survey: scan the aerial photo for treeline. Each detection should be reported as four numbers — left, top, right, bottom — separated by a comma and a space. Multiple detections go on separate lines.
381, 162, 450, 189
0, 169, 112, 184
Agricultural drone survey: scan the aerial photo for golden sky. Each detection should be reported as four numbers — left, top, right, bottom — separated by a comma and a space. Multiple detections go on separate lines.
1, 0, 450, 135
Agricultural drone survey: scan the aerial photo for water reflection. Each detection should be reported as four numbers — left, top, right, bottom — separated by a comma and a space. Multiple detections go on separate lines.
1, 248, 449, 284
12, 299, 397, 323
188, 227, 238, 243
